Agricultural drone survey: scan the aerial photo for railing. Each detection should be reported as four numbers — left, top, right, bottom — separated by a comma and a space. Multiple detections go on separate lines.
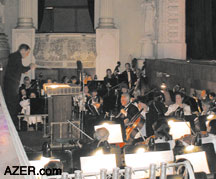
41, 161, 195, 179
0, 87, 35, 179
17, 114, 48, 137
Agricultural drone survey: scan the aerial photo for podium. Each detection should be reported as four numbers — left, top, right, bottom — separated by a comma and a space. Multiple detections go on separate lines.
43, 83, 81, 148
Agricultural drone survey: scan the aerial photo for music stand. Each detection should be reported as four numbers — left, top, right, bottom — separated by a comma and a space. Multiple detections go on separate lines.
125, 150, 174, 178
80, 154, 116, 173
168, 121, 191, 140
176, 151, 210, 174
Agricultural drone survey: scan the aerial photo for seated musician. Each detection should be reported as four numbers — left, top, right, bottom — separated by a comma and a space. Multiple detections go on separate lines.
209, 92, 216, 112
74, 85, 91, 112
165, 92, 191, 118
88, 89, 103, 116
133, 97, 149, 140
61, 76, 70, 84
20, 76, 35, 98
194, 101, 211, 132
72, 127, 110, 170
120, 93, 139, 125
70, 76, 79, 85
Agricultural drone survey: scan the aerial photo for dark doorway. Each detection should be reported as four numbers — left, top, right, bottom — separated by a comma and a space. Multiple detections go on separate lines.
186, 0, 216, 59
38, 0, 95, 33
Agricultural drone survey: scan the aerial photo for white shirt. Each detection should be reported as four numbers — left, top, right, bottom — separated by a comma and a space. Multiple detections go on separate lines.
165, 103, 191, 116
127, 71, 131, 83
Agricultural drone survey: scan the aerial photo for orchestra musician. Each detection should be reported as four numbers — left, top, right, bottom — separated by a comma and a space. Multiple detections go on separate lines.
120, 93, 139, 125
88, 89, 103, 116
121, 63, 137, 89
104, 69, 117, 89
194, 101, 211, 132
103, 69, 118, 112
165, 92, 191, 118
132, 98, 149, 140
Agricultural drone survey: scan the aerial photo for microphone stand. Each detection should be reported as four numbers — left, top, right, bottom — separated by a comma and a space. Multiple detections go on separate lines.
80, 69, 85, 140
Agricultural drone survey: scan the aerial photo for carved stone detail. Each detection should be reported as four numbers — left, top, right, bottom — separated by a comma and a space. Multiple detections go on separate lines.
34, 34, 96, 69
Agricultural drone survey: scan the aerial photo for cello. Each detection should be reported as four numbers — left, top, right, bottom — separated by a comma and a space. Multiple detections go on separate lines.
118, 108, 145, 148
125, 108, 145, 141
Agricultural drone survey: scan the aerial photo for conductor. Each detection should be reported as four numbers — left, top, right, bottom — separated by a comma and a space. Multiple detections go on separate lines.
4, 44, 36, 129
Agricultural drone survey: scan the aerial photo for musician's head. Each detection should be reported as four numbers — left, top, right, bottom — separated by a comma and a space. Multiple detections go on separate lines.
121, 83, 128, 94
71, 76, 77, 84
84, 85, 89, 93
62, 76, 69, 84
20, 88, 27, 97
175, 92, 183, 105
209, 92, 216, 100
30, 92, 37, 98
106, 69, 112, 77
91, 89, 98, 97
23, 76, 31, 87
125, 63, 131, 71
94, 127, 110, 142
47, 78, 52, 84
18, 44, 30, 59
121, 93, 130, 106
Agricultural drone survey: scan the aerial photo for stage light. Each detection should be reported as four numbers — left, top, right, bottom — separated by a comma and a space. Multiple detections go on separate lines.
40, 156, 50, 166
168, 119, 175, 126
207, 113, 216, 120
160, 83, 167, 90
136, 147, 146, 154
101, 122, 110, 127
93, 149, 104, 156
30, 156, 60, 179
185, 145, 195, 152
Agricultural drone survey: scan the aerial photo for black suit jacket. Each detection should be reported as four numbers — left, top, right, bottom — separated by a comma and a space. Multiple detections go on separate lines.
4, 51, 30, 84
121, 70, 137, 87
127, 103, 139, 122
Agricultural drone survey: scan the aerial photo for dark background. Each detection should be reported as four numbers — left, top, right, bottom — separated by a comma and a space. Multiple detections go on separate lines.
186, 0, 216, 59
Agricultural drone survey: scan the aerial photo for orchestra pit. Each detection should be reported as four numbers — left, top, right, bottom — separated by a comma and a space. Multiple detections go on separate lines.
1, 0, 216, 179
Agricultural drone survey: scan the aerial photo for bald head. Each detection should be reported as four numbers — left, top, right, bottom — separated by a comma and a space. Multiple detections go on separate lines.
94, 127, 109, 142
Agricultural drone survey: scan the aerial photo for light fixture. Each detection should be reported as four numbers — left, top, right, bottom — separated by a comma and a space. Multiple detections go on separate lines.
136, 147, 145, 154
160, 82, 167, 90
45, 6, 54, 10
207, 113, 216, 120
93, 149, 104, 156
185, 145, 195, 152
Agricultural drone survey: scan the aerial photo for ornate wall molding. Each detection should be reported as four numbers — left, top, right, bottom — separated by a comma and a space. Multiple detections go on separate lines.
34, 33, 96, 69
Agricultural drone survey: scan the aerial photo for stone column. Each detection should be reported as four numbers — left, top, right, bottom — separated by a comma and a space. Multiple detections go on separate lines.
98, 0, 115, 29
12, 0, 36, 82
17, 0, 34, 29
157, 0, 186, 60
0, 1, 9, 88
96, 0, 119, 79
